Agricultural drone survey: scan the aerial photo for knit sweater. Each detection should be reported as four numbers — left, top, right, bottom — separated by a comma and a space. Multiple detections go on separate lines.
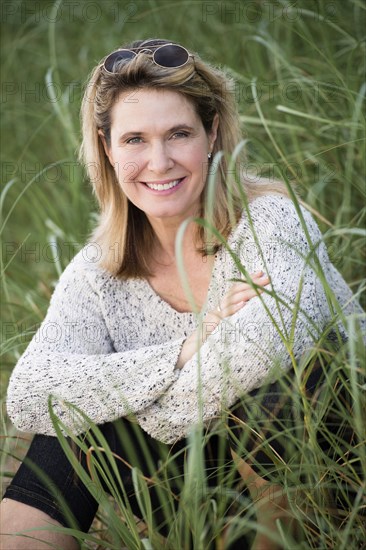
6, 195, 364, 443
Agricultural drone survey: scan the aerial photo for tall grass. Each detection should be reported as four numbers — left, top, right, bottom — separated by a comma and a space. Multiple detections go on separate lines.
1, 0, 365, 548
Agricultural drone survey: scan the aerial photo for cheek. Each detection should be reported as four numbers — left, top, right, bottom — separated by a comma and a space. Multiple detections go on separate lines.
110, 150, 142, 183
189, 149, 209, 181
121, 162, 141, 183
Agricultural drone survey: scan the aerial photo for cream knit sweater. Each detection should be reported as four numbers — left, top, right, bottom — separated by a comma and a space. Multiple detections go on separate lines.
6, 195, 365, 443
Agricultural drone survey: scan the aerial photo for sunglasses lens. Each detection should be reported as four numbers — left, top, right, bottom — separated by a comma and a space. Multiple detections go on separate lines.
104, 50, 136, 72
154, 44, 189, 67
103, 43, 191, 73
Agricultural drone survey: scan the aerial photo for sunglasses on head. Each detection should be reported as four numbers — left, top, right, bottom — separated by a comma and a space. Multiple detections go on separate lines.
103, 42, 194, 73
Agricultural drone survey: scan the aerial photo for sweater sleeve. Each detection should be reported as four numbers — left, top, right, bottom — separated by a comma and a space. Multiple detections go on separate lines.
6, 255, 184, 435
136, 196, 365, 443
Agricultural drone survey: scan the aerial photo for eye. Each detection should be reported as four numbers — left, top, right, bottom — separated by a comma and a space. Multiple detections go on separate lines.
126, 137, 143, 144
171, 131, 189, 139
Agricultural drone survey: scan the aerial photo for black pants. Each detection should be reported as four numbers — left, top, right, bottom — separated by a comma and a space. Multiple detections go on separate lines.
4, 363, 339, 539
4, 419, 191, 533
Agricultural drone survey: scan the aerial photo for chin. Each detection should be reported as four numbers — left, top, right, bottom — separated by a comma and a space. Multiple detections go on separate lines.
145, 208, 190, 220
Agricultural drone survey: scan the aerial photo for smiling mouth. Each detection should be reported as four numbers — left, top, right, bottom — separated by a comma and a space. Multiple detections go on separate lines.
143, 177, 184, 191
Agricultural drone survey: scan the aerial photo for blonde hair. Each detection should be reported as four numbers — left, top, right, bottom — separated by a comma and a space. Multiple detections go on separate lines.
79, 38, 288, 279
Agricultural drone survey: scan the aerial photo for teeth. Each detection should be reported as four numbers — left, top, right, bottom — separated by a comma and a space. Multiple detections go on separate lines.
145, 178, 182, 191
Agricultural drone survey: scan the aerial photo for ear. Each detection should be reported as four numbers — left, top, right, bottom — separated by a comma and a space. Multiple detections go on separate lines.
98, 129, 114, 165
209, 113, 219, 150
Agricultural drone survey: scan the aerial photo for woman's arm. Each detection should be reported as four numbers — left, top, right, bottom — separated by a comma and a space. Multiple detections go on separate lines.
175, 272, 270, 369
136, 195, 364, 443
6, 256, 185, 436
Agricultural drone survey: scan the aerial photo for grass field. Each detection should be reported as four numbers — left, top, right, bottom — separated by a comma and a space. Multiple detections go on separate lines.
1, 0, 365, 548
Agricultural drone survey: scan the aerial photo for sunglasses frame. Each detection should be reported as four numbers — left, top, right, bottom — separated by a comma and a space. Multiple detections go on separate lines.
102, 43, 194, 73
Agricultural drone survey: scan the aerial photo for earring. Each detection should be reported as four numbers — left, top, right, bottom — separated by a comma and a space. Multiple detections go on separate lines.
208, 152, 212, 160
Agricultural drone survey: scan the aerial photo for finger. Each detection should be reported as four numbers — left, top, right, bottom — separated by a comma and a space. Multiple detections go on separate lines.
230, 274, 262, 288
219, 288, 265, 317
237, 287, 265, 302
226, 276, 269, 297
246, 271, 268, 281
249, 270, 264, 278
220, 298, 249, 317
249, 272, 269, 282
226, 301, 247, 315
225, 287, 264, 307
218, 274, 269, 317
232, 272, 269, 287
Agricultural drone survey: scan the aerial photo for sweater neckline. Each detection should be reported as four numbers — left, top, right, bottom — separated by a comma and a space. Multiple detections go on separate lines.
135, 208, 246, 316
140, 247, 222, 316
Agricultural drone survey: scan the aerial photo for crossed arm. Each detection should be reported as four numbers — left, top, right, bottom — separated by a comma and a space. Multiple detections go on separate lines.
8, 196, 354, 440
175, 271, 270, 369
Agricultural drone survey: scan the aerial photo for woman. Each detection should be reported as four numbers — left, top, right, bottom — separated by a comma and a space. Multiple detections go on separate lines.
1, 39, 363, 549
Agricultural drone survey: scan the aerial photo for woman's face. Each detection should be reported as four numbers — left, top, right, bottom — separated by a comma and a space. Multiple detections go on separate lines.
100, 88, 218, 226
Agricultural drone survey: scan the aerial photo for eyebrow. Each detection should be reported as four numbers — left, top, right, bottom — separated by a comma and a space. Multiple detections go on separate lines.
118, 125, 196, 142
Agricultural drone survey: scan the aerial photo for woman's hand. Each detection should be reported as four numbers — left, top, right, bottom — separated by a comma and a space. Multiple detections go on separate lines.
203, 270, 270, 329
175, 271, 270, 369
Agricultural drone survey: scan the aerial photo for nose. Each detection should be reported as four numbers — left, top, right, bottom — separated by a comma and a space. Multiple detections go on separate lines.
146, 140, 174, 174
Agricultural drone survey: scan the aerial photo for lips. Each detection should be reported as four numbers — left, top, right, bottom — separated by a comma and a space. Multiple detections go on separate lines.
142, 177, 185, 192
